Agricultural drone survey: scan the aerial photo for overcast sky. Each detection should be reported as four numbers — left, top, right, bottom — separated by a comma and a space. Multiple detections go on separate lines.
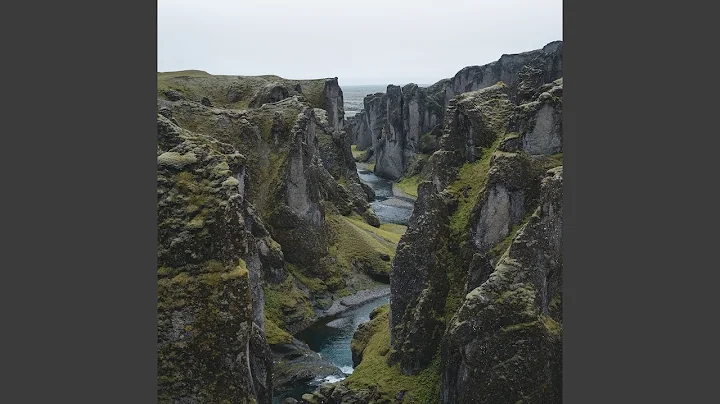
158, 0, 562, 86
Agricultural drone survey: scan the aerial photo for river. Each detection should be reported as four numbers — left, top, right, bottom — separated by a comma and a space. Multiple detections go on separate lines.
284, 161, 414, 399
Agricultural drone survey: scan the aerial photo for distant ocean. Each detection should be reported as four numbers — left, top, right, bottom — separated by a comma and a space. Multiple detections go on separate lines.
342, 85, 387, 118
342, 84, 432, 118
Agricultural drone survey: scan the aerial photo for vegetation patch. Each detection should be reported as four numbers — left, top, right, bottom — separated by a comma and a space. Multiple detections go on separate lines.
350, 144, 364, 160
346, 305, 442, 403
396, 175, 421, 198
447, 137, 503, 236
263, 274, 314, 330
325, 214, 399, 280
264, 318, 293, 345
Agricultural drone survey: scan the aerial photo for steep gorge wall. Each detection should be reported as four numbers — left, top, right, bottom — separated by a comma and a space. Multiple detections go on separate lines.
157, 76, 398, 397
389, 76, 564, 401
157, 115, 272, 404
305, 55, 564, 403
349, 41, 562, 181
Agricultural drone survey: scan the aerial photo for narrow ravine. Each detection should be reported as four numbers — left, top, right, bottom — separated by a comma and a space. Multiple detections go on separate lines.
283, 158, 415, 399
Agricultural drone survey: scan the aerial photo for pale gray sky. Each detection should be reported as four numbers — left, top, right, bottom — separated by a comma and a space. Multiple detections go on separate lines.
158, 0, 562, 86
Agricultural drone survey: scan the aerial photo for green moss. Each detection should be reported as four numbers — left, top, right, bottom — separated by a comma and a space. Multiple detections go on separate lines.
263, 274, 314, 329
346, 306, 441, 403
351, 144, 364, 159
541, 315, 562, 335
158, 151, 197, 169
488, 211, 533, 259
287, 263, 328, 293
396, 175, 420, 198
447, 137, 503, 236
264, 318, 293, 345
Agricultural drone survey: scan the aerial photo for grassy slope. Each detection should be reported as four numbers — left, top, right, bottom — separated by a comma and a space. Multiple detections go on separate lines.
395, 175, 421, 198
326, 214, 405, 270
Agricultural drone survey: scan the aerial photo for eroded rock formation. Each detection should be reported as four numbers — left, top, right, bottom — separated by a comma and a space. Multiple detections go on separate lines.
349, 41, 562, 181
306, 42, 564, 404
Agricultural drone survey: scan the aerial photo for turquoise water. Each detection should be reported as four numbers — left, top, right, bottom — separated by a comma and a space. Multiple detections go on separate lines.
296, 295, 391, 374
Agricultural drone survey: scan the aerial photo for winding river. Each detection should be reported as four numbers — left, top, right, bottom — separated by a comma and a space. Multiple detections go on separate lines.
288, 162, 415, 396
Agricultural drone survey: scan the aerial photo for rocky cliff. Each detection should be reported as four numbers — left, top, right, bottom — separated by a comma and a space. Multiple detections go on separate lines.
158, 71, 405, 399
157, 114, 272, 404
303, 47, 563, 404
349, 41, 562, 182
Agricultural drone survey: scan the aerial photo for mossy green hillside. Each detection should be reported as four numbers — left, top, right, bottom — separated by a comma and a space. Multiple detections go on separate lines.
325, 214, 405, 281
158, 70, 328, 110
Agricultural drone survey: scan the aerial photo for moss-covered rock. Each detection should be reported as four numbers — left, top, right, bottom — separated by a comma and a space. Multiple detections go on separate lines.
441, 167, 563, 403
157, 114, 272, 403
157, 71, 336, 111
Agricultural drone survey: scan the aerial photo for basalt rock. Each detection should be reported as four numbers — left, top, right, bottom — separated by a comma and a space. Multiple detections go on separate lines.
444, 41, 563, 107
158, 89, 396, 399
323, 78, 345, 131
512, 78, 563, 156
158, 71, 343, 112
388, 181, 451, 373
380, 61, 563, 400
469, 151, 532, 252
356, 41, 561, 181
441, 167, 563, 404
157, 114, 272, 404
271, 338, 345, 400
249, 84, 291, 107
374, 85, 405, 179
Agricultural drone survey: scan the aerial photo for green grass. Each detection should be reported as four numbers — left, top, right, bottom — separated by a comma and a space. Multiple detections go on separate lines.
396, 175, 421, 198
345, 215, 406, 245
326, 214, 398, 273
379, 223, 408, 236
351, 144, 364, 159
345, 305, 441, 403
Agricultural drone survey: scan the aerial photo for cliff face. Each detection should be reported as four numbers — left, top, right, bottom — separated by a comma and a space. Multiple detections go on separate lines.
158, 71, 401, 398
157, 114, 272, 404
441, 166, 562, 404
158, 71, 345, 124
390, 83, 515, 374
444, 41, 563, 107
306, 48, 563, 403
350, 41, 562, 181
389, 75, 563, 400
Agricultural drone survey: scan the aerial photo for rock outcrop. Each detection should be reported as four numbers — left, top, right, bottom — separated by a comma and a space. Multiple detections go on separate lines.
350, 41, 562, 181
390, 83, 514, 374
157, 114, 272, 404
317, 45, 563, 403
158, 72, 399, 399
158, 71, 345, 116
444, 41, 563, 107
441, 166, 563, 404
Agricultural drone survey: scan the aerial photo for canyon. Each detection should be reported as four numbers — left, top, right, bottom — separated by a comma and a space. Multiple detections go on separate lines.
157, 40, 563, 404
